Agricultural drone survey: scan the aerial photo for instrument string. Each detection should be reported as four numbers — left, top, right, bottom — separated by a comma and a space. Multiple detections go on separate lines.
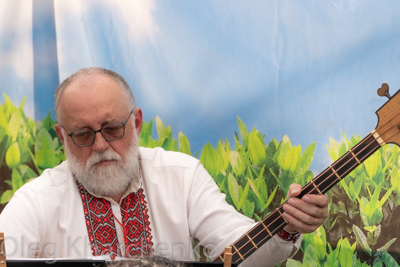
224, 111, 400, 263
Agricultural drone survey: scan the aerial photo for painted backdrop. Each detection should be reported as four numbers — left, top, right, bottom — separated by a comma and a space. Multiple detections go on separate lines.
1, 0, 400, 266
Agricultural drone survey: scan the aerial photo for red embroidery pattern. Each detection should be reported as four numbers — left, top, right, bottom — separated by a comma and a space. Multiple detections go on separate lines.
277, 229, 301, 243
78, 184, 153, 259
120, 189, 153, 256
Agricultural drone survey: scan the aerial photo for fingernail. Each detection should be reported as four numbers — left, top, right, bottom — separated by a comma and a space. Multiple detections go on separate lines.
303, 196, 310, 202
292, 189, 299, 195
284, 204, 291, 212
288, 198, 295, 205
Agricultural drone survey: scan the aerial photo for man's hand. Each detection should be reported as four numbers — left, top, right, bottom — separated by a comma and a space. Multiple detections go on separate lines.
282, 183, 328, 233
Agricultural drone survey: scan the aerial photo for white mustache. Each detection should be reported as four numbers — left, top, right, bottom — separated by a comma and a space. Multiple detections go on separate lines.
86, 149, 122, 169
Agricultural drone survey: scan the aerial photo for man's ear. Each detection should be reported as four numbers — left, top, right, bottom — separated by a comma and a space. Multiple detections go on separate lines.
55, 124, 65, 145
133, 107, 143, 136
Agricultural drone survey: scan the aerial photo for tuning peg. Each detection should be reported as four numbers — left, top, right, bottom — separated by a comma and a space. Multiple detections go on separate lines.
377, 83, 391, 99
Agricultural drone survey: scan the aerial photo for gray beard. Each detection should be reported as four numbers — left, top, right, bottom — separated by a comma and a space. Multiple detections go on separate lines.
65, 135, 140, 198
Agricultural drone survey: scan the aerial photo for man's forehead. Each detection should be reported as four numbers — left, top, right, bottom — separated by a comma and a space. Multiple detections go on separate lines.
61, 75, 125, 102
67, 73, 119, 90
59, 77, 128, 119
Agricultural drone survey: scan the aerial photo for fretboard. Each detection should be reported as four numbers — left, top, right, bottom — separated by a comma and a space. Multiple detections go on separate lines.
212, 132, 382, 265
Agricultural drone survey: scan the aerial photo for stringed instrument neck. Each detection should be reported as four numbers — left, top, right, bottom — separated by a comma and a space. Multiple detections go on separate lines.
213, 84, 400, 265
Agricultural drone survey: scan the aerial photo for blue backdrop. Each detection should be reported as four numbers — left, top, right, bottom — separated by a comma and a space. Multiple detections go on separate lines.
1, 0, 400, 174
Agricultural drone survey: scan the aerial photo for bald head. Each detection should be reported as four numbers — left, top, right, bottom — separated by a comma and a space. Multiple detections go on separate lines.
54, 67, 135, 123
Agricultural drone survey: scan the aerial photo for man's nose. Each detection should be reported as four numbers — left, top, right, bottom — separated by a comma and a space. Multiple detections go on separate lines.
92, 131, 109, 152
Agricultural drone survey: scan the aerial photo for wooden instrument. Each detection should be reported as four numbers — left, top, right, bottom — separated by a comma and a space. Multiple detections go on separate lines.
212, 83, 399, 265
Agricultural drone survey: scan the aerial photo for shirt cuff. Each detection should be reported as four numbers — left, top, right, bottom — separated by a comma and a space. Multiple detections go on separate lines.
277, 228, 301, 243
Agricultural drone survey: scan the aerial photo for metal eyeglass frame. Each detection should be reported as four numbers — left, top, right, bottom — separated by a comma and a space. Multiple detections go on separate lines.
60, 109, 134, 147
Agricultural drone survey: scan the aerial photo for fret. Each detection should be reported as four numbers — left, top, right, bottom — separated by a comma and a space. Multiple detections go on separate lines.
276, 207, 287, 223
231, 219, 282, 262
261, 222, 273, 237
331, 152, 357, 178
329, 166, 341, 180
349, 149, 361, 164
213, 133, 384, 265
302, 134, 380, 197
246, 234, 258, 249
247, 225, 266, 247
300, 167, 335, 196
311, 180, 322, 195
232, 244, 245, 261
212, 87, 400, 265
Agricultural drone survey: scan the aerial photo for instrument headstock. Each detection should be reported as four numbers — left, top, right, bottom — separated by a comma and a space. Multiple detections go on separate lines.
375, 83, 400, 146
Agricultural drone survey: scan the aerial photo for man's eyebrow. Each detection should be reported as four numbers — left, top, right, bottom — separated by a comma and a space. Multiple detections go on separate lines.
69, 125, 93, 132
101, 117, 121, 126
69, 116, 123, 132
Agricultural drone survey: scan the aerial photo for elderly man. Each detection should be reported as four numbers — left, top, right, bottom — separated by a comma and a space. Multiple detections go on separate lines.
0, 68, 328, 266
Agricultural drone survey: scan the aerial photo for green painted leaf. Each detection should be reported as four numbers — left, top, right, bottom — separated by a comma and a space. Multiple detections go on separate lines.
369, 208, 383, 226
18, 96, 26, 110
200, 143, 219, 177
302, 170, 314, 185
326, 137, 339, 161
8, 109, 22, 142
0, 113, 9, 140
364, 151, 380, 178
247, 178, 264, 212
228, 173, 240, 208
303, 244, 319, 267
285, 259, 303, 267
282, 145, 301, 172
377, 187, 394, 210
0, 190, 14, 204
159, 126, 176, 151
0, 135, 9, 166
338, 141, 347, 158
139, 118, 153, 147
297, 142, 316, 175
3, 94, 17, 118
263, 186, 277, 210
6, 142, 20, 169
276, 135, 291, 166
376, 238, 397, 256
155, 116, 166, 141
390, 165, 400, 192
352, 174, 363, 198
18, 164, 38, 182
216, 140, 230, 171
381, 251, 400, 267
41, 110, 53, 131
353, 225, 372, 256
11, 168, 23, 191
313, 233, 326, 261
266, 138, 278, 159
178, 131, 191, 155
35, 128, 59, 169
237, 116, 249, 146
229, 150, 245, 176
349, 135, 361, 148
248, 131, 266, 166
256, 172, 268, 202
338, 238, 353, 267
237, 180, 250, 210
241, 199, 254, 218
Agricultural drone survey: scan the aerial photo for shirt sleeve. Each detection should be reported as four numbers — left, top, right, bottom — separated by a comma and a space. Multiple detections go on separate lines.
186, 161, 300, 266
0, 185, 44, 258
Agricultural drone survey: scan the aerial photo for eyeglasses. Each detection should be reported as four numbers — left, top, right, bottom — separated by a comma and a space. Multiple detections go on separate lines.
61, 110, 134, 147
